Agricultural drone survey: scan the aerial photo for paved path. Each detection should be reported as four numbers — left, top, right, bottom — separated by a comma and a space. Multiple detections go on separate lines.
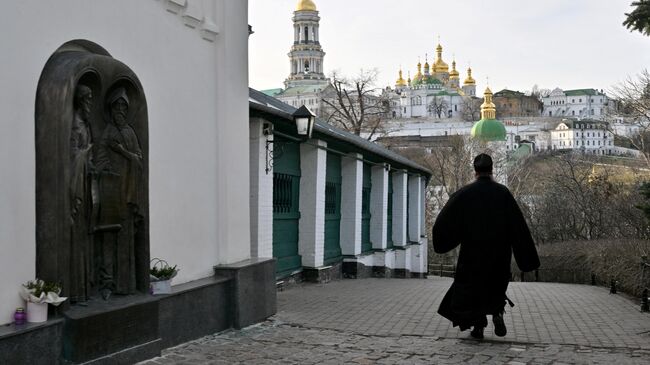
141, 277, 650, 364
275, 277, 650, 348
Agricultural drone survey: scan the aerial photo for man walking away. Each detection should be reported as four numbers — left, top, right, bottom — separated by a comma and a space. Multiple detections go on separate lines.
431, 153, 540, 339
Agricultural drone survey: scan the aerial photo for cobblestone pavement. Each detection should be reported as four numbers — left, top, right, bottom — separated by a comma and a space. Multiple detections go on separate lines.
275, 277, 650, 348
141, 278, 650, 364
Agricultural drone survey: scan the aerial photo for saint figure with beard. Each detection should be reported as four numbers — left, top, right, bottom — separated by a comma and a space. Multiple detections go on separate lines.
94, 87, 143, 299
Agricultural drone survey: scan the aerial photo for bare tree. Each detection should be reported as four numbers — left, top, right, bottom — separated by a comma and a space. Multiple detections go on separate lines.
610, 69, 650, 168
320, 69, 390, 140
460, 97, 481, 122
512, 153, 648, 244
428, 95, 449, 119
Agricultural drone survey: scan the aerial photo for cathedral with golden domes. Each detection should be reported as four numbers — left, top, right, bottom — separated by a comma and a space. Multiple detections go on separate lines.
387, 41, 479, 120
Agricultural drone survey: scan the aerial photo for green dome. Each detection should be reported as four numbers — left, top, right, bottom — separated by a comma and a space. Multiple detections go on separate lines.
471, 118, 506, 141
424, 76, 442, 85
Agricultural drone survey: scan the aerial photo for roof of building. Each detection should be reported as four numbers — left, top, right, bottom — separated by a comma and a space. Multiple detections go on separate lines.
564, 89, 599, 96
555, 119, 609, 129
249, 88, 432, 177
494, 89, 526, 97
276, 85, 326, 97
471, 118, 507, 141
260, 88, 283, 97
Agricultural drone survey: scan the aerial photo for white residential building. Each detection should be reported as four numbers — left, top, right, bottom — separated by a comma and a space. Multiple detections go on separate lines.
551, 120, 615, 155
542, 88, 609, 119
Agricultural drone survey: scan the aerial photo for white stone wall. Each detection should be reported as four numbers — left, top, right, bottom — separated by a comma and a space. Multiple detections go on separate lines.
395, 247, 413, 272
0, 0, 249, 324
299, 140, 327, 268
410, 240, 428, 274
249, 118, 274, 259
340, 153, 363, 256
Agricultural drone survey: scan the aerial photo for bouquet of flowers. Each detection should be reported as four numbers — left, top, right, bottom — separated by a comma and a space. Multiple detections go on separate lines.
20, 279, 67, 306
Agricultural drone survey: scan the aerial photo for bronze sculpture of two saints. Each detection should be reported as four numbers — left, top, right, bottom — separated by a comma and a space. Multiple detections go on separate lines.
36, 42, 150, 306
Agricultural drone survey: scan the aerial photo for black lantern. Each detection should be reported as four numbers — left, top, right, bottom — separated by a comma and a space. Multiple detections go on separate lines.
292, 105, 316, 139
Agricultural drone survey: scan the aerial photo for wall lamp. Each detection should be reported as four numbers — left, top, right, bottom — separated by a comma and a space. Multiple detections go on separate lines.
263, 105, 317, 175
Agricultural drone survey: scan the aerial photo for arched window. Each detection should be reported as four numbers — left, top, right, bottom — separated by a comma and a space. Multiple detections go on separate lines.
304, 26, 309, 42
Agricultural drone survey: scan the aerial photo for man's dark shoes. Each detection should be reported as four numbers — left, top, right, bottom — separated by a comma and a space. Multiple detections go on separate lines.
470, 326, 484, 339
493, 313, 507, 337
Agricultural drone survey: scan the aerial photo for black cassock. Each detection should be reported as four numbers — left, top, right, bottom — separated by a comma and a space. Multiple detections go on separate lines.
431, 176, 540, 330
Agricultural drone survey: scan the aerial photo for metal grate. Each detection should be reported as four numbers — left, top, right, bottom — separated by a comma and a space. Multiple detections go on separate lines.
273, 173, 294, 213
325, 182, 337, 215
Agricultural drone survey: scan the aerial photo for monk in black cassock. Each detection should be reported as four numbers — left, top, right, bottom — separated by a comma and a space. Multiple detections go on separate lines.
432, 153, 539, 339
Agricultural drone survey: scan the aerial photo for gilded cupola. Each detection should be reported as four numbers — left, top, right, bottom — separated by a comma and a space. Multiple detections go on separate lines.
449, 59, 460, 79
471, 86, 506, 141
433, 43, 449, 73
296, 0, 317, 11
464, 67, 476, 85
396, 68, 407, 87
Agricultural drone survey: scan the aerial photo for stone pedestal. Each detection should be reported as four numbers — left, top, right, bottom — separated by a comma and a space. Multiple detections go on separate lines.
62, 295, 161, 364
214, 258, 276, 329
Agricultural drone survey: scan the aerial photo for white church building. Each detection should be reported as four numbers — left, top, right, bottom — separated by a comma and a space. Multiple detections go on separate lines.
0, 1, 431, 364
0, 1, 269, 364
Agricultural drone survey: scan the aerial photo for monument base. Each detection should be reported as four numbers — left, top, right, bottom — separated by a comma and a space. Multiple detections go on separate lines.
62, 294, 160, 364
0, 259, 277, 364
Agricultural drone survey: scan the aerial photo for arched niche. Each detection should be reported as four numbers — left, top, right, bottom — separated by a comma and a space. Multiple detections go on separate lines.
35, 40, 149, 303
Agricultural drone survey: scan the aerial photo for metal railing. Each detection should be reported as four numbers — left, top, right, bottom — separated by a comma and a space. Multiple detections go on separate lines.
428, 263, 456, 278
431, 257, 650, 312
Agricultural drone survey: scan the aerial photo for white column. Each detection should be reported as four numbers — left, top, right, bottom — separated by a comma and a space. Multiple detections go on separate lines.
249, 118, 274, 259
340, 153, 363, 256
298, 139, 327, 268
370, 165, 388, 250
214, 0, 250, 264
408, 174, 422, 242
392, 172, 408, 246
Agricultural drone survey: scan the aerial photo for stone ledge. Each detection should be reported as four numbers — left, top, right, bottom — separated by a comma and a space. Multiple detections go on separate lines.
0, 317, 63, 340
214, 258, 277, 329
0, 318, 63, 365
303, 262, 342, 283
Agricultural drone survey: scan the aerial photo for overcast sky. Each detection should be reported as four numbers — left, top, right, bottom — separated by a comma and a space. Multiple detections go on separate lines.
249, 0, 650, 94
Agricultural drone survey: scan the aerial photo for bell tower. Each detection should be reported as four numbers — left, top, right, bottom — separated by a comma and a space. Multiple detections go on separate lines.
285, 0, 328, 89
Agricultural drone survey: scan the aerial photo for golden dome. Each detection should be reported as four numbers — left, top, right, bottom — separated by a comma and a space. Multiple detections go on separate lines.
464, 67, 476, 85
415, 60, 423, 79
396, 69, 407, 87
433, 43, 448, 73
296, 0, 317, 11
449, 60, 460, 78
480, 87, 496, 120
